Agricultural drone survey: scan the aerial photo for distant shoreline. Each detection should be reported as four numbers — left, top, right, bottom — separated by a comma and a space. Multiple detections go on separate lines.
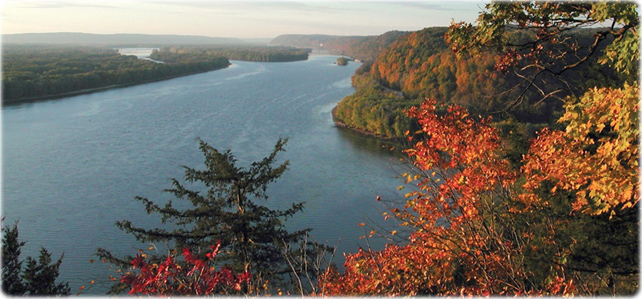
3, 68, 225, 106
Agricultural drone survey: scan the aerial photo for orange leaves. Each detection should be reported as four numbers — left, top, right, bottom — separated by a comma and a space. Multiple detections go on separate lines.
320, 242, 458, 296
521, 84, 639, 215
322, 99, 533, 296
403, 99, 517, 228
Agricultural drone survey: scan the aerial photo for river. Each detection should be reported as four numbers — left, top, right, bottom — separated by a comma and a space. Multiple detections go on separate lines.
2, 55, 407, 294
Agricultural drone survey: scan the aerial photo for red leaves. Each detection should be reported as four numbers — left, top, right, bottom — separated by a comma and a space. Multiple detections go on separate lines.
321, 99, 528, 296
120, 243, 250, 296
320, 98, 593, 296
403, 99, 517, 228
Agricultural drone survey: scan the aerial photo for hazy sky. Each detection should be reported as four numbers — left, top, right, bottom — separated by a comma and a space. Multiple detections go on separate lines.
2, 1, 487, 39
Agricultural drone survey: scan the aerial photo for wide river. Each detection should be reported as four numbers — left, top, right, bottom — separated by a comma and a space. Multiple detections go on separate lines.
2, 55, 407, 294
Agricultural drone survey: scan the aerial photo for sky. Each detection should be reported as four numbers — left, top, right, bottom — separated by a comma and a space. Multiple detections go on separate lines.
1, 1, 487, 39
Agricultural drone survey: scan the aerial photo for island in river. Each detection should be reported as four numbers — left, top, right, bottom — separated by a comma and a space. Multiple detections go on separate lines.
1, 45, 309, 104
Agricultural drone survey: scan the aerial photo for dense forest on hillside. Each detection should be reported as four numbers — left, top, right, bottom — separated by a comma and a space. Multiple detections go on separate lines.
333, 26, 626, 139
322, 2, 639, 296
152, 46, 309, 62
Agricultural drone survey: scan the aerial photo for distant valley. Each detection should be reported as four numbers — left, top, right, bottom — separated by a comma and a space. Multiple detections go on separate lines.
3, 32, 249, 46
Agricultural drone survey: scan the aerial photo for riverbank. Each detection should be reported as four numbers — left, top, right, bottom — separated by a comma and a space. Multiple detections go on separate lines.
3, 67, 228, 106
331, 105, 404, 142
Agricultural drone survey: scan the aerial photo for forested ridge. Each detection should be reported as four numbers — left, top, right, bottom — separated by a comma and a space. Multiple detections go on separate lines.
269, 31, 408, 62
333, 26, 626, 139
3, 32, 245, 46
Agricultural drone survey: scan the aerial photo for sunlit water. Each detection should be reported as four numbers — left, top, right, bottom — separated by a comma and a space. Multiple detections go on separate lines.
2, 55, 407, 294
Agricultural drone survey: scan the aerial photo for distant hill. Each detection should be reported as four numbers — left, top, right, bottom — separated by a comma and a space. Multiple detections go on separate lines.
269, 31, 408, 61
269, 34, 361, 49
3, 32, 246, 46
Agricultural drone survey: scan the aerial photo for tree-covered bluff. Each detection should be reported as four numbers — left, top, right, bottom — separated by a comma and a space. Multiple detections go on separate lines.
322, 2, 639, 295
333, 26, 626, 139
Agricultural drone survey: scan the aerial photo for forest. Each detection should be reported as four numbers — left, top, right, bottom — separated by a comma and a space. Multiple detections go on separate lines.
1, 45, 230, 103
151, 46, 309, 63
2, 45, 308, 104
324, 2, 638, 296
2, 1, 639, 296
333, 26, 626, 139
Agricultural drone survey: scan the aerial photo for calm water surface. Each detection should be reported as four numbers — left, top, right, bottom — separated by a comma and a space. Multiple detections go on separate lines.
2, 55, 406, 293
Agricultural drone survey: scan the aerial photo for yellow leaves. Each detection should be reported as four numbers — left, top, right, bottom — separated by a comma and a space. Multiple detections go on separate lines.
595, 122, 606, 133
524, 84, 639, 215
622, 201, 634, 209
358, 223, 366, 227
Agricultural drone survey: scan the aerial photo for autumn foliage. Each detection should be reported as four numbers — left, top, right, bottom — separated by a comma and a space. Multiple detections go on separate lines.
320, 83, 638, 295
521, 83, 639, 215
321, 2, 638, 295
119, 242, 251, 295
322, 99, 571, 295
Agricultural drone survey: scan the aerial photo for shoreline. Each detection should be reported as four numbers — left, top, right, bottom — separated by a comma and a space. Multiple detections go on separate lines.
331, 105, 403, 141
3, 67, 228, 106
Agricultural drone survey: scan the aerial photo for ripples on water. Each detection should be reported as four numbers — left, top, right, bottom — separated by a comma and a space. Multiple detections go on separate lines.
2, 56, 407, 293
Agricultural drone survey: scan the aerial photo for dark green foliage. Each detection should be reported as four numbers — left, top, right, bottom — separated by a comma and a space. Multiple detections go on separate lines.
2, 45, 230, 103
336, 57, 349, 66
333, 76, 420, 139
2, 221, 70, 296
507, 179, 639, 295
493, 119, 546, 169
98, 138, 331, 293
2, 222, 25, 295
154, 46, 309, 62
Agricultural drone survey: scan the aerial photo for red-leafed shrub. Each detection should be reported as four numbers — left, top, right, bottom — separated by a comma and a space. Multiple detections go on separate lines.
120, 242, 251, 295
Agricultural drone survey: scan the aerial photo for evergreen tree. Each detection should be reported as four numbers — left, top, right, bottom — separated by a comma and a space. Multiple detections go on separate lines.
97, 138, 331, 293
2, 221, 70, 296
